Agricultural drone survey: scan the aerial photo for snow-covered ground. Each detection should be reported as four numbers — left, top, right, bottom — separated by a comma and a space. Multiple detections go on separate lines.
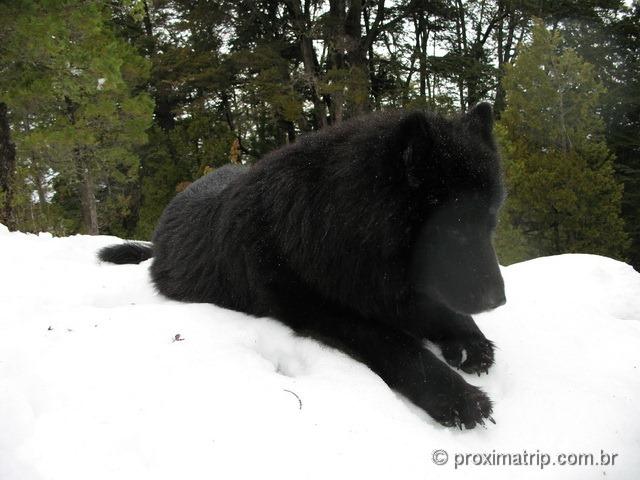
1, 224, 639, 480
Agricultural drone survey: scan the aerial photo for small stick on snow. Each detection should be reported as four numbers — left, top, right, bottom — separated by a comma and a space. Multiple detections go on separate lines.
283, 389, 302, 410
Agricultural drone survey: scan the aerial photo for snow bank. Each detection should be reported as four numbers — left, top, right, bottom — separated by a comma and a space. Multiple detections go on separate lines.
1, 228, 639, 480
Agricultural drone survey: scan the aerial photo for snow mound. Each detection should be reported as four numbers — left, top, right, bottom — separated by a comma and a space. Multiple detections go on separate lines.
1, 229, 639, 480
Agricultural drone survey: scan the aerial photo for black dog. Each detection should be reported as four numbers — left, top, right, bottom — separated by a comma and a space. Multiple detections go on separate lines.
99, 103, 506, 429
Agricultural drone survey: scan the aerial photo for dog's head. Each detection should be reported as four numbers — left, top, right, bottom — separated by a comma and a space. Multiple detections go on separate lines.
400, 103, 506, 314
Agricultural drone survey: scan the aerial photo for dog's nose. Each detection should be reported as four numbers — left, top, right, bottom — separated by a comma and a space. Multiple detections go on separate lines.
485, 292, 506, 310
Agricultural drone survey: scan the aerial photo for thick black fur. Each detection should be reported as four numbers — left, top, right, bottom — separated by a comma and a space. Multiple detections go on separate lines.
99, 242, 153, 264
99, 103, 506, 429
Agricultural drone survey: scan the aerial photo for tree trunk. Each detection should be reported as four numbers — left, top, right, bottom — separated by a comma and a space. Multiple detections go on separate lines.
345, 0, 368, 116
0, 102, 16, 230
326, 0, 347, 123
65, 96, 98, 235
141, 0, 174, 131
495, 3, 518, 116
454, 1, 467, 110
412, 14, 425, 99
79, 159, 99, 235
285, 0, 327, 129
33, 169, 49, 231
324, 0, 384, 121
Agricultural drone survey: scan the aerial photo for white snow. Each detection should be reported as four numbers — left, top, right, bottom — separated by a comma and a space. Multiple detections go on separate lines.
1, 225, 639, 479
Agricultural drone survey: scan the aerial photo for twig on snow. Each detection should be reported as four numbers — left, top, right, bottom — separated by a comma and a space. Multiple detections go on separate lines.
283, 389, 303, 410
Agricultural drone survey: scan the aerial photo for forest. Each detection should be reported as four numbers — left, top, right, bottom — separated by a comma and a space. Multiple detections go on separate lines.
0, 0, 638, 268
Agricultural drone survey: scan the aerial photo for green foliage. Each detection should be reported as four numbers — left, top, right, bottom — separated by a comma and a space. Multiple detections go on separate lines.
0, 0, 153, 235
0, 0, 637, 269
495, 22, 630, 264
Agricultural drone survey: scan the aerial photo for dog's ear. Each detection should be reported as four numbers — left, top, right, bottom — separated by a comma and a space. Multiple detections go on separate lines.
397, 111, 433, 188
465, 102, 495, 146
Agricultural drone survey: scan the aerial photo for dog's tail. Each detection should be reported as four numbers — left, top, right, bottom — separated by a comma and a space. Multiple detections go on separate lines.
98, 242, 153, 265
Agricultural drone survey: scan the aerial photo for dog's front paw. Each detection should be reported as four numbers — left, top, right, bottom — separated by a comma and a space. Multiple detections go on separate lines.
438, 337, 495, 375
420, 379, 494, 429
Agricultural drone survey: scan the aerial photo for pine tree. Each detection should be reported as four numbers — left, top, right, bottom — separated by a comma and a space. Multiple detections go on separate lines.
495, 22, 630, 264
603, 4, 640, 268
0, 0, 154, 235
0, 102, 16, 229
